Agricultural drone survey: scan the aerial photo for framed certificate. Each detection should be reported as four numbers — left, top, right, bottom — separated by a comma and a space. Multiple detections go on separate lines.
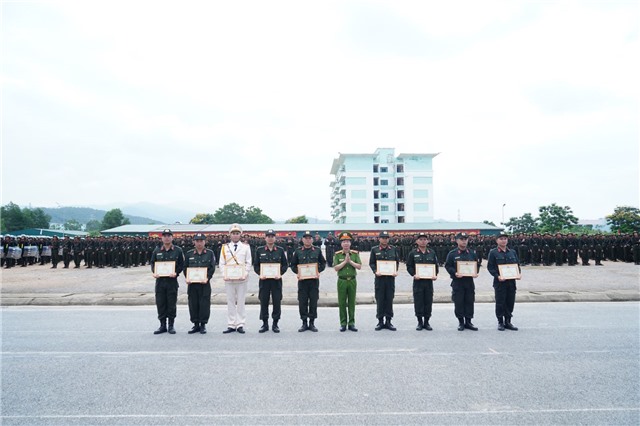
154, 261, 175, 277
456, 260, 477, 277
260, 263, 280, 279
498, 264, 520, 280
416, 264, 437, 279
298, 263, 318, 279
377, 260, 397, 276
224, 264, 245, 280
187, 267, 208, 283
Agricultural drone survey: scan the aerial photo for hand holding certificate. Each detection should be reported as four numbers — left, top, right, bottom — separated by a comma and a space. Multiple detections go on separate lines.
456, 261, 478, 278
498, 264, 521, 280
377, 260, 397, 276
298, 263, 319, 280
260, 263, 281, 279
416, 264, 437, 279
224, 264, 246, 280
186, 267, 208, 284
154, 261, 176, 277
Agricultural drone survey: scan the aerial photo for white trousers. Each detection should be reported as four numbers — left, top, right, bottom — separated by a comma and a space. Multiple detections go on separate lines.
225, 281, 247, 328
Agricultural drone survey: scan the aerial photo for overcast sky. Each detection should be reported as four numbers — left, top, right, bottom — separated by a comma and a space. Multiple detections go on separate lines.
3, 0, 638, 225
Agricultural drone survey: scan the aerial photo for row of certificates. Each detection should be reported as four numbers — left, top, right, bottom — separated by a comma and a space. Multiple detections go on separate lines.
154, 261, 521, 283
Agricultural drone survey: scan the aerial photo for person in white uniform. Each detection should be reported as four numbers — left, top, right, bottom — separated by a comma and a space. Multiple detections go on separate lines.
219, 224, 252, 334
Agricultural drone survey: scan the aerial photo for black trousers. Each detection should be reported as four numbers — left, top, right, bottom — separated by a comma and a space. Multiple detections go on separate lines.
155, 279, 178, 321
451, 280, 475, 320
297, 279, 319, 320
187, 282, 211, 324
413, 279, 434, 320
374, 277, 395, 320
494, 281, 516, 321
259, 279, 282, 321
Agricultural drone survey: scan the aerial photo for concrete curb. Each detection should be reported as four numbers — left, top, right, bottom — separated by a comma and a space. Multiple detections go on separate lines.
1, 290, 638, 307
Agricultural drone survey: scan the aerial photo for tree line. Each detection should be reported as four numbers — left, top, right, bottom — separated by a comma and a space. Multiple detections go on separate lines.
189, 203, 308, 225
503, 203, 639, 234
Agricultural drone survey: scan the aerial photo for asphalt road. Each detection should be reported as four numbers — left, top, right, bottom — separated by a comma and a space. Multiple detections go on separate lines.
2, 302, 639, 425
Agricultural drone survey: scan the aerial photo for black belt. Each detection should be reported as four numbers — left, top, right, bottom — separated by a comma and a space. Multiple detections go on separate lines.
340, 276, 356, 280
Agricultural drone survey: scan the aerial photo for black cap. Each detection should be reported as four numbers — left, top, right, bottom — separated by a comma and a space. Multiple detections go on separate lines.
193, 233, 206, 240
162, 229, 173, 236
379, 231, 390, 238
496, 231, 509, 239
455, 232, 469, 239
302, 231, 313, 238
416, 232, 428, 239
265, 229, 276, 236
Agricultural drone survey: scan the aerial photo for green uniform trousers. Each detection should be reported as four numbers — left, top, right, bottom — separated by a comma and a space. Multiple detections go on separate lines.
337, 277, 357, 326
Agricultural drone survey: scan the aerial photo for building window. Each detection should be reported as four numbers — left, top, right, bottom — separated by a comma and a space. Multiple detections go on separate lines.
381, 205, 389, 212
380, 166, 388, 173
381, 219, 389, 224
381, 192, 389, 199
397, 203, 404, 212
373, 164, 379, 173
374, 177, 379, 186
374, 203, 379, 212
396, 164, 404, 173
398, 216, 405, 223
397, 190, 404, 199
380, 179, 388, 186
374, 190, 379, 199
396, 177, 404, 186
374, 216, 380, 223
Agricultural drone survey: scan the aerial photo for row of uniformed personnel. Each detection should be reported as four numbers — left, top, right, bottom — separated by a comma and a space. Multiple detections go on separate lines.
148, 225, 523, 335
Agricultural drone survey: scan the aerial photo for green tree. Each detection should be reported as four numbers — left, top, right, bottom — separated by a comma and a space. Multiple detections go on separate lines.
245, 206, 274, 224
1, 202, 25, 232
190, 213, 216, 224
538, 203, 578, 233
503, 213, 539, 234
64, 219, 83, 231
483, 220, 496, 226
606, 206, 640, 233
212, 203, 246, 224
286, 215, 309, 224
0, 203, 50, 232
85, 220, 102, 232
101, 208, 130, 230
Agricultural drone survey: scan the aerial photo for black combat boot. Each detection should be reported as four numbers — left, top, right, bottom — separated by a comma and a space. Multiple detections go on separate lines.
154, 319, 167, 335
416, 317, 424, 331
168, 319, 176, 334
272, 320, 280, 333
259, 320, 269, 333
188, 323, 200, 334
308, 319, 318, 332
375, 319, 385, 331
298, 320, 308, 332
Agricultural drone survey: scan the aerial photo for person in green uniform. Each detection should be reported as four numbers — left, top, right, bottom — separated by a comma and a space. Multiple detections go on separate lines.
333, 232, 362, 332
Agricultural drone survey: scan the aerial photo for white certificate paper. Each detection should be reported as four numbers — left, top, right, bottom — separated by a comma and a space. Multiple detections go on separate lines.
187, 267, 208, 283
377, 260, 397, 276
260, 263, 280, 279
416, 264, 436, 279
456, 261, 477, 277
298, 263, 318, 279
224, 264, 245, 280
498, 264, 520, 280
154, 261, 175, 277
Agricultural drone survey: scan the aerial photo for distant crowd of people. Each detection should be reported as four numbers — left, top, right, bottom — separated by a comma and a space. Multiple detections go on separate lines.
2, 231, 639, 270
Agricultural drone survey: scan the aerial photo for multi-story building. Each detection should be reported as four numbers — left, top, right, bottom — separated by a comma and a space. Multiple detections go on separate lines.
330, 148, 438, 224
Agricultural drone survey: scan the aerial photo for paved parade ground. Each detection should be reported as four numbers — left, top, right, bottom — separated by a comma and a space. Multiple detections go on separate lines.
1, 303, 639, 425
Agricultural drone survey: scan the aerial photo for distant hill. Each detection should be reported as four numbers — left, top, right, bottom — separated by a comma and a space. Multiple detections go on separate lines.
40, 207, 162, 225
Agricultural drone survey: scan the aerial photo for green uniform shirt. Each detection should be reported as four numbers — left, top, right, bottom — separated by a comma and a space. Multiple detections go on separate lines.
333, 250, 362, 279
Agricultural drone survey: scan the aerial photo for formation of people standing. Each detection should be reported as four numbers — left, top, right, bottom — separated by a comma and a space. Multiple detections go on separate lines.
148, 225, 526, 335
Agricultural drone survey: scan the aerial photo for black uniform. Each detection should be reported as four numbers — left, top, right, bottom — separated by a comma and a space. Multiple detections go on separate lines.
150, 244, 185, 325
406, 247, 439, 327
486, 247, 520, 326
444, 248, 481, 326
369, 244, 400, 323
184, 248, 216, 326
253, 244, 289, 324
290, 245, 326, 323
